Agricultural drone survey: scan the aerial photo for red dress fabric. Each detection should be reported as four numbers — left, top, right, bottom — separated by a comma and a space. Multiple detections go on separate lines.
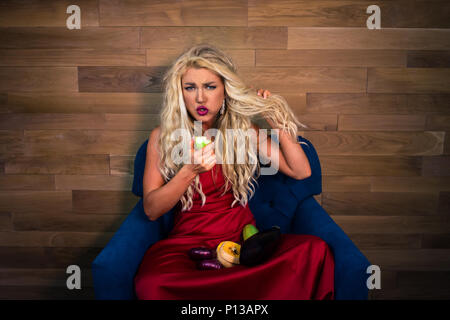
134, 163, 335, 300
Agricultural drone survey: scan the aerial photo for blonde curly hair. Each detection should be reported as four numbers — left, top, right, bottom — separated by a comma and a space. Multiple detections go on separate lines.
158, 43, 308, 211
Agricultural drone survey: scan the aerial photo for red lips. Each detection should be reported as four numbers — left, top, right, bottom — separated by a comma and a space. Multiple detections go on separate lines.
196, 106, 209, 115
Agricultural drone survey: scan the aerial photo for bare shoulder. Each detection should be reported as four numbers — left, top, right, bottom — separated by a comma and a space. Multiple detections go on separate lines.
149, 125, 161, 140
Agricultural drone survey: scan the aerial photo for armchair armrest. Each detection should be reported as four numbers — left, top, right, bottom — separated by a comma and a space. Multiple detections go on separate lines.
292, 197, 371, 300
91, 199, 174, 300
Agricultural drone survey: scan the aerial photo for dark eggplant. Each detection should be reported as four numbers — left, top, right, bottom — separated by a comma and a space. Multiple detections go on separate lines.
240, 226, 281, 266
188, 247, 216, 261
196, 259, 223, 270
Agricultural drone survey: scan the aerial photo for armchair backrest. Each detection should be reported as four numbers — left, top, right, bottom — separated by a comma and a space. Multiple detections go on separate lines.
132, 135, 322, 233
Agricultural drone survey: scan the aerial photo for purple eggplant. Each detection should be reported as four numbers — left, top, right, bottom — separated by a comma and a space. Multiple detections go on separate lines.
196, 259, 223, 270
188, 247, 216, 261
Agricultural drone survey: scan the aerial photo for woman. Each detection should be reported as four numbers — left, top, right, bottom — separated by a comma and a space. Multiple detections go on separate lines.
134, 44, 335, 300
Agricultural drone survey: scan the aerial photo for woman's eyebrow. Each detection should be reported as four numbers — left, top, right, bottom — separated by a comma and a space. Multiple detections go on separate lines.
183, 81, 216, 85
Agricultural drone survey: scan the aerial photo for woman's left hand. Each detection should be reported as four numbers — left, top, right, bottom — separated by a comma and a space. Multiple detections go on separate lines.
255, 88, 276, 126
256, 88, 271, 99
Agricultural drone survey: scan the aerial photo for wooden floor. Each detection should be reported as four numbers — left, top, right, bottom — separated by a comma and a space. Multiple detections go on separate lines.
0, 0, 449, 300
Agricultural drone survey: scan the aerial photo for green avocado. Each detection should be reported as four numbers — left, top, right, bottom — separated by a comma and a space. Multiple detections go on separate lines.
243, 224, 259, 242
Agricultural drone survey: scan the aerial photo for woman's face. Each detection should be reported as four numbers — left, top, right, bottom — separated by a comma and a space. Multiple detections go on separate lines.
181, 67, 225, 131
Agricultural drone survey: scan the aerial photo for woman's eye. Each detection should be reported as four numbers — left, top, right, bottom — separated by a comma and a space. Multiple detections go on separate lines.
184, 86, 216, 91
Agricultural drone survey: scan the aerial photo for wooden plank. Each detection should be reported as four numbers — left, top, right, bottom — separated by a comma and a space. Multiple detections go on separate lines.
4, 92, 164, 114
407, 50, 450, 68
322, 176, 371, 192
23, 130, 149, 156
3, 154, 109, 175
308, 93, 450, 114
0, 213, 12, 231
78, 66, 165, 93
333, 215, 450, 234
321, 155, 422, 177
0, 174, 54, 191
438, 192, 449, 215
0, 27, 140, 49
0, 113, 160, 130
322, 192, 439, 216
371, 176, 450, 193
110, 155, 135, 175
348, 233, 421, 250
56, 175, 133, 192
0, 231, 54, 247
407, 94, 450, 113
339, 115, 426, 131
72, 190, 139, 214
0, 268, 93, 287
0, 0, 99, 27
426, 115, 450, 131
370, 287, 450, 300
422, 234, 450, 249
256, 49, 406, 67
140, 27, 287, 49
369, 270, 450, 299
13, 212, 126, 232
292, 114, 337, 131
51, 232, 113, 248
422, 156, 450, 176
99, 0, 247, 26
368, 68, 450, 93
249, 0, 450, 28
0, 247, 102, 268
147, 48, 255, 66
0, 67, 78, 92
0, 191, 72, 213
302, 131, 444, 156
446, 132, 450, 155
275, 93, 307, 117
288, 28, 450, 50
238, 67, 366, 93
0, 285, 95, 300
0, 49, 146, 67
307, 93, 409, 114
362, 249, 450, 271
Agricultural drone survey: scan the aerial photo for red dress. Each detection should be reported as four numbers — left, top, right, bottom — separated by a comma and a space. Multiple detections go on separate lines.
134, 163, 335, 300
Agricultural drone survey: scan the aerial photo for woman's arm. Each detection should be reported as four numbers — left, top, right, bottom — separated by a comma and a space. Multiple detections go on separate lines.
253, 89, 311, 179
143, 127, 216, 221
251, 122, 311, 180
144, 166, 197, 221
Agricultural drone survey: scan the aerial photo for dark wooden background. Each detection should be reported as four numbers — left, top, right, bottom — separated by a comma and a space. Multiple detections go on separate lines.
0, 0, 449, 300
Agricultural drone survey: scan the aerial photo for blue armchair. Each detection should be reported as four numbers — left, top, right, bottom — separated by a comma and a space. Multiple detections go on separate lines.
92, 136, 371, 300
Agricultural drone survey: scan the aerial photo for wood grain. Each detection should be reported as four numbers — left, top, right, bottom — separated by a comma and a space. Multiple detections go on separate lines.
0, 27, 140, 49
288, 28, 450, 50
323, 192, 440, 216
99, 0, 248, 26
141, 27, 287, 49
0, 67, 78, 92
3, 92, 164, 114
0, 0, 99, 27
256, 49, 406, 67
0, 49, 146, 67
321, 155, 422, 177
238, 66, 366, 93
368, 68, 450, 93
249, 0, 450, 28
302, 131, 444, 156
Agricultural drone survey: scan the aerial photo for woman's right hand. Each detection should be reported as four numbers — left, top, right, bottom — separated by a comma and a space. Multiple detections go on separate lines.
184, 139, 216, 175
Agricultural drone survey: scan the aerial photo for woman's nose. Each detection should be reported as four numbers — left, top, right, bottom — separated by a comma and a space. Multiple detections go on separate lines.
196, 88, 205, 102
